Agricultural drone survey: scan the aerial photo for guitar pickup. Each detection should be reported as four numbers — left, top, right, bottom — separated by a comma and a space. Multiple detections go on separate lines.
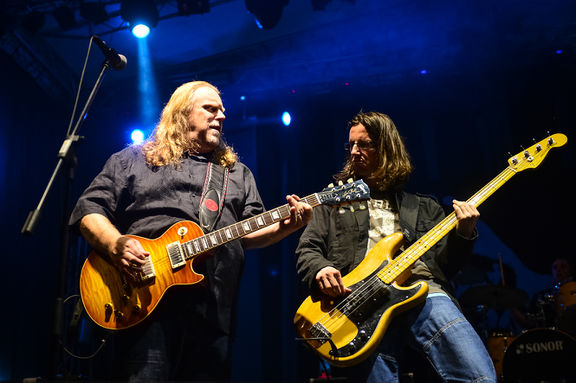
167, 242, 186, 269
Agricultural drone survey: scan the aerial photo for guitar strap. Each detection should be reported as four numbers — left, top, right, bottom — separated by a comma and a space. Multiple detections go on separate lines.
199, 162, 229, 233
398, 192, 420, 244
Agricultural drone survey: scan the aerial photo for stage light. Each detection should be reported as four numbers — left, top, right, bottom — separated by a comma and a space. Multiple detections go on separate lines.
121, 0, 158, 37
131, 129, 145, 144
281, 111, 292, 126
244, 0, 290, 29
132, 24, 150, 38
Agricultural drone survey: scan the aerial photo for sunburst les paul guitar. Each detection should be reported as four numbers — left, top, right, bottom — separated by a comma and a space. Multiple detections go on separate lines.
294, 133, 567, 367
80, 180, 370, 330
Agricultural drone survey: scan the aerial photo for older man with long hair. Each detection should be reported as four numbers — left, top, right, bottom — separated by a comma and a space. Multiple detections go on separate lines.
70, 81, 312, 381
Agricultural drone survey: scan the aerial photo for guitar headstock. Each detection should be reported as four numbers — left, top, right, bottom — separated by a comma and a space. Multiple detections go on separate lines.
508, 133, 567, 172
318, 179, 370, 205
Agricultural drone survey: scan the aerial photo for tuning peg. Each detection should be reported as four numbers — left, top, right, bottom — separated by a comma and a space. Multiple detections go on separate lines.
338, 181, 344, 186
328, 183, 334, 188
347, 178, 353, 183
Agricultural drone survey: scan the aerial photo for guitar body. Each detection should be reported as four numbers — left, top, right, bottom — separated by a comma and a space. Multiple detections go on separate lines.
294, 232, 429, 367
80, 220, 205, 330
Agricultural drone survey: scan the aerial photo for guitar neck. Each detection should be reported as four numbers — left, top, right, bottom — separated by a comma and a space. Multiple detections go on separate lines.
182, 193, 322, 259
379, 166, 518, 283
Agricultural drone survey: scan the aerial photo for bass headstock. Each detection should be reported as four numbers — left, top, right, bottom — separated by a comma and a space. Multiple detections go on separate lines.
508, 133, 567, 172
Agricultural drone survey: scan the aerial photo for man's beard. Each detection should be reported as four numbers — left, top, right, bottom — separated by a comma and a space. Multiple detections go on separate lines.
183, 131, 221, 155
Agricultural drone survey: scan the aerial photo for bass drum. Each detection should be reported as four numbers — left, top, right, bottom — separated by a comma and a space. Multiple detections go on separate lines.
502, 328, 576, 382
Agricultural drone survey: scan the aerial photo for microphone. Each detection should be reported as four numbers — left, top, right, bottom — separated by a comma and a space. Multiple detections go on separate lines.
92, 35, 127, 70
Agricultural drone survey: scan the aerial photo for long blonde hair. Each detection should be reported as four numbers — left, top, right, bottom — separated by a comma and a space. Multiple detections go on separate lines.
141, 81, 237, 168
335, 111, 412, 191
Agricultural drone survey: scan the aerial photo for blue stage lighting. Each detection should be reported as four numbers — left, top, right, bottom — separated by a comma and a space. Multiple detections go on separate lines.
132, 24, 150, 38
281, 111, 292, 126
137, 38, 160, 131
131, 129, 145, 144
121, 0, 158, 37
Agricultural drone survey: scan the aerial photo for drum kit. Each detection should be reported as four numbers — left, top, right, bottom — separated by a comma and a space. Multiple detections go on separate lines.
458, 262, 576, 382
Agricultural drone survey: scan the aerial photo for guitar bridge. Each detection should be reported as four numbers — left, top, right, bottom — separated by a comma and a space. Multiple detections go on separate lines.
139, 256, 156, 281
310, 322, 331, 343
167, 242, 186, 269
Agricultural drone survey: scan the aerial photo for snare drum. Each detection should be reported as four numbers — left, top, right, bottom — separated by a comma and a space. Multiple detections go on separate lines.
502, 328, 576, 382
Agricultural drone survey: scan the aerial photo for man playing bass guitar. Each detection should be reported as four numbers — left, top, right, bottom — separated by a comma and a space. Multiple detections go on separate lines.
295, 111, 496, 382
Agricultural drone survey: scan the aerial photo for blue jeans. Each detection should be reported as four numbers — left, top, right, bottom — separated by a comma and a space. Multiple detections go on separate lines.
332, 295, 497, 382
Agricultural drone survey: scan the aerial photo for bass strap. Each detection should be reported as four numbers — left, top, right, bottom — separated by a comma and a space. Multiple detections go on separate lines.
398, 192, 420, 244
199, 161, 229, 233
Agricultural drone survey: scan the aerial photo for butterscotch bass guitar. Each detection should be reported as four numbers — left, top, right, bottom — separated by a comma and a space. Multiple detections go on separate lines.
294, 133, 567, 367
80, 180, 370, 330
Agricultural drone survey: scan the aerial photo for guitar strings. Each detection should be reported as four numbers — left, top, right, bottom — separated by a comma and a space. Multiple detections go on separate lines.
136, 195, 322, 278
133, 185, 368, 278
314, 168, 516, 339
315, 210, 460, 333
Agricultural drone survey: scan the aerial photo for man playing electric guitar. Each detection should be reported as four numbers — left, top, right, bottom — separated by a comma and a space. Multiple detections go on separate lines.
295, 111, 497, 382
70, 81, 313, 382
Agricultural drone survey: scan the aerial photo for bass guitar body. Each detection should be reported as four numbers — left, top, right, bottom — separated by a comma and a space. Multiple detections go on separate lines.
80, 220, 206, 330
294, 232, 429, 367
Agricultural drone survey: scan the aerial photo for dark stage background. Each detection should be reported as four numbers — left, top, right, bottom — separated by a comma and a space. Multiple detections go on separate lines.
1, 0, 575, 382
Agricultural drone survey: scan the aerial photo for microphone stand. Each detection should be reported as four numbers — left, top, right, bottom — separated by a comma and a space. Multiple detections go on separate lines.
21, 56, 117, 379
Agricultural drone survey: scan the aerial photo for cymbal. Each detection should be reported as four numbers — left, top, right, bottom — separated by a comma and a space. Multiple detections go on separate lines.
459, 285, 529, 309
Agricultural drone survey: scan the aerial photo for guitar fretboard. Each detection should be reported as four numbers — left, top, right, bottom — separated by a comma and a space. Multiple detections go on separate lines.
378, 166, 518, 284
182, 194, 321, 258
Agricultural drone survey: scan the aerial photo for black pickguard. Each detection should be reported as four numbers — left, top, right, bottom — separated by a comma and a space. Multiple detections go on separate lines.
328, 269, 425, 358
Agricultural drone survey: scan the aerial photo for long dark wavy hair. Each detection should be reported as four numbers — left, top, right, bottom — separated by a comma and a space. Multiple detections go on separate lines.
335, 111, 412, 191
